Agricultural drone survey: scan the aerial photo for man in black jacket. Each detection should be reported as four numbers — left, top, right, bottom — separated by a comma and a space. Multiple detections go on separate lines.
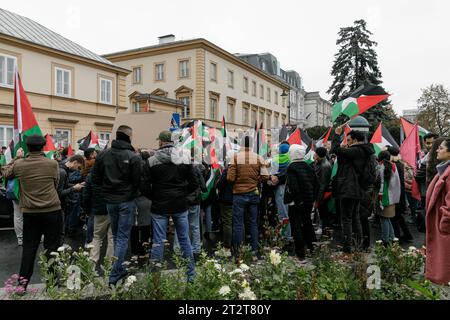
331, 128, 375, 254
147, 130, 199, 281
92, 125, 141, 286
314, 147, 332, 231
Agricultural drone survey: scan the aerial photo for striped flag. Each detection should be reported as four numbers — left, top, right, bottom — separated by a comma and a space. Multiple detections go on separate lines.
43, 134, 57, 159
331, 95, 389, 123
370, 122, 399, 155
78, 130, 100, 151
315, 127, 332, 149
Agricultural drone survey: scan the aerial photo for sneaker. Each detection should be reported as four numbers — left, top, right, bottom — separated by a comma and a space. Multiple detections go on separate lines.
17, 238, 23, 246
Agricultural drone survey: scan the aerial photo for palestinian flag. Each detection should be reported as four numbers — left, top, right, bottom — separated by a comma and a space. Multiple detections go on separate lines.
331, 95, 389, 122
341, 125, 352, 147
207, 127, 220, 170
78, 130, 100, 151
400, 117, 430, 140
400, 124, 421, 200
201, 168, 219, 201
287, 128, 312, 149
43, 134, 57, 159
315, 127, 332, 149
304, 141, 315, 165
5, 69, 44, 199
370, 123, 399, 155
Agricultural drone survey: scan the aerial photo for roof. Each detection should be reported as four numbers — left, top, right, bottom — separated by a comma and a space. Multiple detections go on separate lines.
0, 8, 119, 68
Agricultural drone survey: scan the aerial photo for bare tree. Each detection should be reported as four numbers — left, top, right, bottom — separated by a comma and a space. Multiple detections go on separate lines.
417, 84, 450, 136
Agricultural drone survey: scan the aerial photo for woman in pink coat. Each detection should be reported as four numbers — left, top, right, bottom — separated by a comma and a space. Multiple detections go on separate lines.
425, 138, 450, 285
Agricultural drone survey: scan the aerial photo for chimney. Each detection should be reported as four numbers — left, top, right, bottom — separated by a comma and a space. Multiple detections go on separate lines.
158, 34, 175, 44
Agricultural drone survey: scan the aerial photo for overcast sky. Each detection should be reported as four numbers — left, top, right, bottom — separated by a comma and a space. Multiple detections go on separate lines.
2, 0, 449, 115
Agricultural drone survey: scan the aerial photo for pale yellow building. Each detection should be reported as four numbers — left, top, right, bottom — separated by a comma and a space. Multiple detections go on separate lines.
0, 8, 130, 148
104, 35, 289, 135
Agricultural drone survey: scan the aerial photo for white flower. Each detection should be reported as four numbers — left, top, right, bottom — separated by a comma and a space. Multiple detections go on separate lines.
57, 246, 66, 252
206, 259, 217, 264
269, 250, 281, 266
126, 275, 137, 284
122, 261, 131, 267
219, 285, 231, 296
242, 279, 250, 288
393, 238, 399, 242
255, 279, 261, 284
83, 251, 90, 256
229, 269, 243, 276
85, 244, 94, 250
376, 240, 383, 244
214, 263, 222, 271
239, 287, 257, 300
50, 252, 59, 257
240, 263, 250, 271
408, 246, 417, 252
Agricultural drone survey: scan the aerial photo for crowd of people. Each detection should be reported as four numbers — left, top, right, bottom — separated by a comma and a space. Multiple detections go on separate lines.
1, 125, 449, 290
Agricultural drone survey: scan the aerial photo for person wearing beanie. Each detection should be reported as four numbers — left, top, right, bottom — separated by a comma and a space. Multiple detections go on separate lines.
314, 147, 332, 231
1, 135, 62, 289
270, 141, 292, 242
92, 125, 141, 286
387, 145, 413, 243
284, 144, 318, 261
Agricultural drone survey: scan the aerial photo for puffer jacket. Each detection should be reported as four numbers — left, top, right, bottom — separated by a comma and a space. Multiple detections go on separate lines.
331, 135, 375, 200
314, 157, 332, 202
147, 144, 199, 214
92, 139, 141, 204
284, 161, 318, 206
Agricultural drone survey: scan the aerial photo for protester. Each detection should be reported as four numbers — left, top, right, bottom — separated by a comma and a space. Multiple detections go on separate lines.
1, 135, 62, 289
270, 141, 292, 241
331, 128, 376, 254
146, 130, 198, 281
92, 125, 141, 286
425, 138, 450, 285
426, 137, 446, 186
387, 146, 413, 243
82, 148, 97, 179
227, 135, 269, 256
377, 151, 401, 245
314, 147, 332, 232
217, 164, 233, 253
416, 133, 438, 197
285, 144, 318, 261
83, 169, 113, 265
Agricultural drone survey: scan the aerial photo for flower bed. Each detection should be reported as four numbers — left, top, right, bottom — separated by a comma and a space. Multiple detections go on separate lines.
2, 242, 448, 300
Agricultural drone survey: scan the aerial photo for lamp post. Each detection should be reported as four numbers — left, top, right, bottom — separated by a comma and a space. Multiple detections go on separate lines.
281, 89, 290, 125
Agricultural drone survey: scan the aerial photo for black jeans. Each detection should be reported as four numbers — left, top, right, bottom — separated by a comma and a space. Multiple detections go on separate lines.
130, 225, 151, 256
340, 198, 362, 253
20, 211, 62, 286
391, 203, 412, 239
318, 201, 331, 229
288, 203, 316, 259
359, 192, 373, 249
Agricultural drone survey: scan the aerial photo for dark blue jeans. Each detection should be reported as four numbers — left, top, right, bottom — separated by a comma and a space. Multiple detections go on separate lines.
85, 215, 94, 245
151, 211, 195, 281
66, 194, 81, 233
107, 200, 136, 285
232, 193, 260, 253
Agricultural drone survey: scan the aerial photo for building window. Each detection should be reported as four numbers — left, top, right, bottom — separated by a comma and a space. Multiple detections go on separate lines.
266, 113, 271, 129
251, 109, 257, 126
274, 114, 279, 128
243, 77, 248, 93
100, 78, 112, 104
243, 107, 249, 126
275, 91, 279, 105
132, 101, 140, 112
227, 102, 235, 123
210, 62, 217, 82
155, 63, 165, 81
132, 66, 142, 84
261, 60, 267, 71
54, 128, 71, 149
252, 81, 257, 97
179, 96, 191, 119
282, 115, 286, 125
267, 88, 271, 102
179, 60, 190, 78
0, 54, 16, 88
0, 125, 13, 147
209, 97, 218, 120
260, 85, 264, 99
99, 132, 111, 142
227, 70, 234, 88
55, 67, 71, 97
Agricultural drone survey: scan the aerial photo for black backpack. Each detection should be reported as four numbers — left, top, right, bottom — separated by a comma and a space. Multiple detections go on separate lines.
359, 153, 379, 191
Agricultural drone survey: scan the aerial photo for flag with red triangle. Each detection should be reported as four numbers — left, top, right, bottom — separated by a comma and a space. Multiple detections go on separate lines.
331, 94, 389, 122
43, 134, 57, 159
315, 127, 332, 149
370, 122, 399, 155
400, 124, 421, 200
78, 129, 100, 151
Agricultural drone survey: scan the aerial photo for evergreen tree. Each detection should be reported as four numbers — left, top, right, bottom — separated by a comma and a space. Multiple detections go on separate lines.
327, 19, 393, 127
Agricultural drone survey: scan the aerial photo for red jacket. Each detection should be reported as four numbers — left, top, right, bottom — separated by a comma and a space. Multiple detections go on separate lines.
425, 164, 450, 285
